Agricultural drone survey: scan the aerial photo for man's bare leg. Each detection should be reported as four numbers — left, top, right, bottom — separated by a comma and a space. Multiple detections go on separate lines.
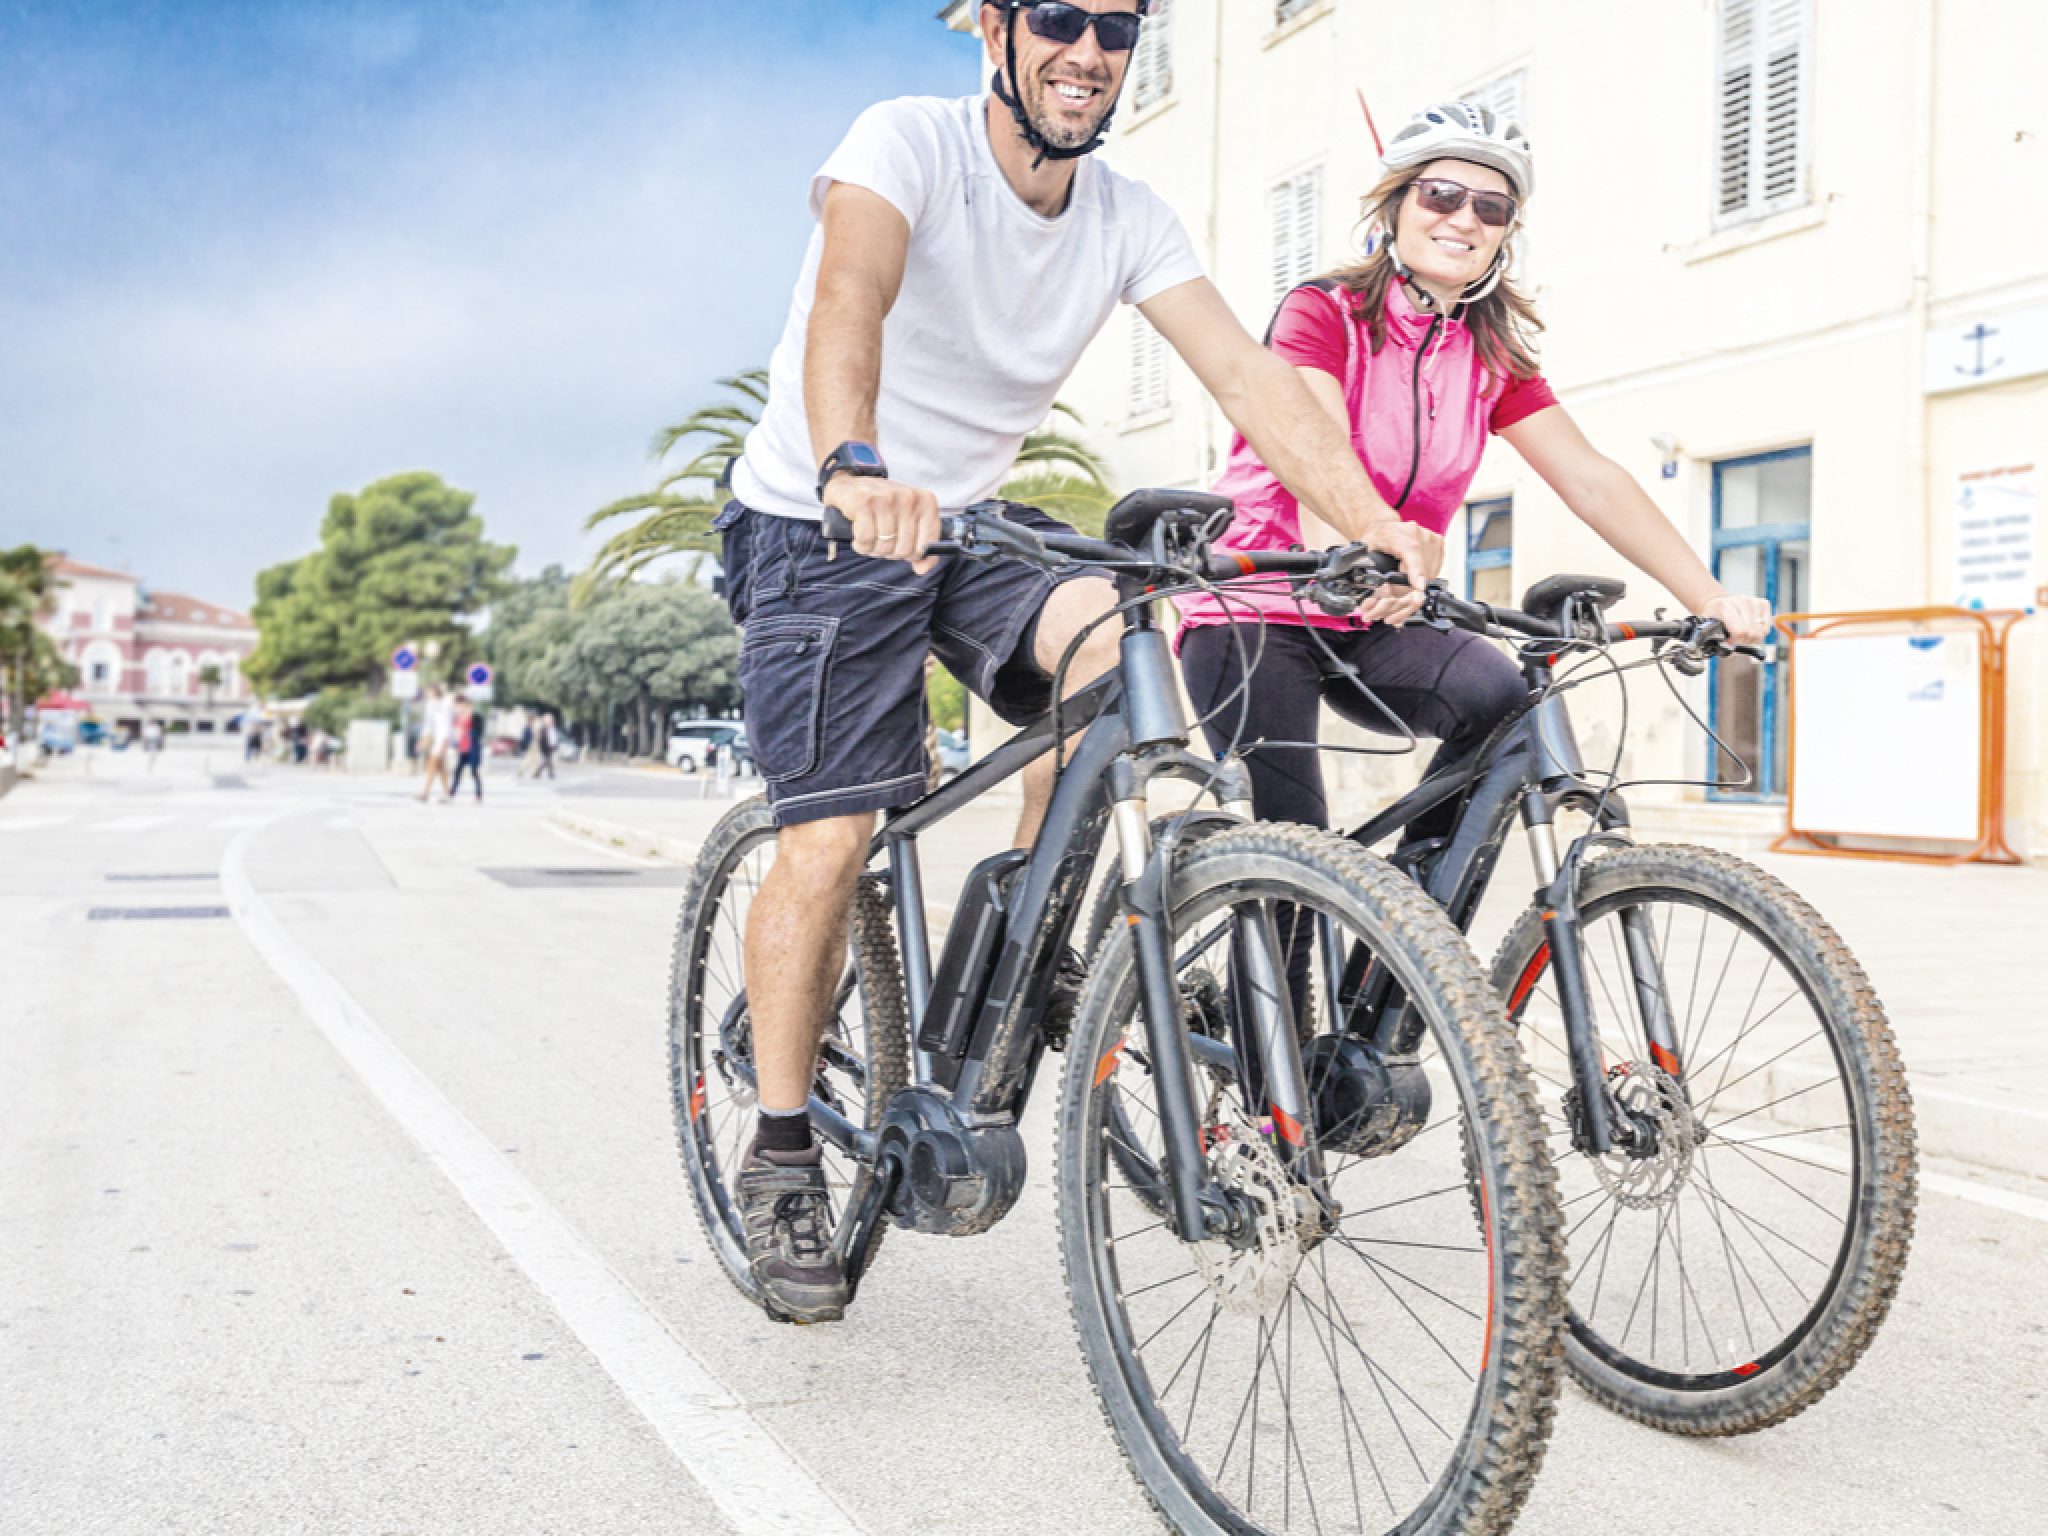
743, 809, 876, 1117
1014, 577, 1124, 847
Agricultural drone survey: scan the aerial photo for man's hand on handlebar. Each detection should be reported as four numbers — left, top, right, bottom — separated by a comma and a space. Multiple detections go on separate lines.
823, 476, 944, 574
1700, 592, 1773, 647
1352, 520, 1442, 625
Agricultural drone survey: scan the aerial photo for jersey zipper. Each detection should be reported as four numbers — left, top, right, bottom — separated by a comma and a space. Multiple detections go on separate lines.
1392, 312, 1444, 510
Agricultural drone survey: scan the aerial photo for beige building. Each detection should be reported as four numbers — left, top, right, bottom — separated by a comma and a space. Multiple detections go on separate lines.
944, 0, 2046, 859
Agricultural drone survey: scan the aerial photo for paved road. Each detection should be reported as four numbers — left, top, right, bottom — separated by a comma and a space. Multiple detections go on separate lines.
3, 754, 2044, 1534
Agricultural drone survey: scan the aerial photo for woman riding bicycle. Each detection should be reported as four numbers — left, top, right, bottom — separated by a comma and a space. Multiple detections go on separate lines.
1176, 101, 1773, 847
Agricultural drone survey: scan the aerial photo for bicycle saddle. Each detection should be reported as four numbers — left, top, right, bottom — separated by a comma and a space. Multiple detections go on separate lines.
1102, 488, 1236, 552
1520, 573, 1626, 620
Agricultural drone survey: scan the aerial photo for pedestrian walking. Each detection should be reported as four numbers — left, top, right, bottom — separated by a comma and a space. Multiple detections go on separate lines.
418, 684, 454, 802
448, 697, 484, 802
534, 710, 558, 781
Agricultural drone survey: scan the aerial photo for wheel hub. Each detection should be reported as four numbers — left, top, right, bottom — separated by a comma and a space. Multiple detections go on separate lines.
1191, 1119, 1303, 1317
1589, 1062, 1697, 1210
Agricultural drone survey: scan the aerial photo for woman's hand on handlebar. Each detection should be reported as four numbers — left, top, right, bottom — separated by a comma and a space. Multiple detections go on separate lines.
1700, 591, 1773, 647
822, 477, 944, 573
1353, 519, 1442, 625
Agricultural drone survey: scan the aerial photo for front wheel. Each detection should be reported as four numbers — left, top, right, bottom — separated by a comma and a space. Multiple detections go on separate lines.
1058, 823, 1564, 1535
1490, 843, 1916, 1435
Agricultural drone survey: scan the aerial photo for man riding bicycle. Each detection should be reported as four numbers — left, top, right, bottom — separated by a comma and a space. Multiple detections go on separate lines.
718, 0, 1436, 1324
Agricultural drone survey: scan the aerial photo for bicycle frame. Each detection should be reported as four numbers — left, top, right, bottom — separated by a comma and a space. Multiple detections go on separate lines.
1341, 650, 1686, 1156
792, 584, 1318, 1276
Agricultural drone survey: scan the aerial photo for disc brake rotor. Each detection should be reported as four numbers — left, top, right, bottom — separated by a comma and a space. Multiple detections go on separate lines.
1191, 1118, 1304, 1318
1589, 1062, 1697, 1211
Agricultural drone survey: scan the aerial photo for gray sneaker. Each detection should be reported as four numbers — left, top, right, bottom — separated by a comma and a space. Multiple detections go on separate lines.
737, 1144, 848, 1324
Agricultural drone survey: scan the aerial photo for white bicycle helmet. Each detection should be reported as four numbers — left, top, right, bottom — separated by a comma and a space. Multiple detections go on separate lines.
1381, 100, 1534, 201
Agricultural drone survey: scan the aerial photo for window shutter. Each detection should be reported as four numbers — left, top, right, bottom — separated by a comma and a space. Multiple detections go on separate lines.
1717, 0, 1807, 222
1467, 68, 1526, 130
1129, 311, 1168, 417
1269, 167, 1322, 302
1133, 0, 1173, 110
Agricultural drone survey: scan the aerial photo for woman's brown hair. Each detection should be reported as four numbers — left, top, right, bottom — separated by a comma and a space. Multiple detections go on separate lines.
1318, 166, 1544, 384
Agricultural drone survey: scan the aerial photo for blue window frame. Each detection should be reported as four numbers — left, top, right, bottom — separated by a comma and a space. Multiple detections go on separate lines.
1466, 497, 1514, 607
1709, 447, 1811, 801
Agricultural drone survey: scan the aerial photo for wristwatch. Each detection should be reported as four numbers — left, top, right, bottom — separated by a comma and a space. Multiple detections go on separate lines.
816, 440, 888, 502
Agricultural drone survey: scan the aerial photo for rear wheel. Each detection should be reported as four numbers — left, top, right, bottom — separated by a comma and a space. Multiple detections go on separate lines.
1059, 824, 1564, 1535
668, 797, 910, 1299
1490, 844, 1916, 1434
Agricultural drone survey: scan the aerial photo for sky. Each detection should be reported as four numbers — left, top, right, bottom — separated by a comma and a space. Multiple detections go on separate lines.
0, 1, 983, 608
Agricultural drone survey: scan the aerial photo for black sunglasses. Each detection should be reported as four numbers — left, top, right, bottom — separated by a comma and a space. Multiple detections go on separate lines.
1021, 2, 1144, 53
1410, 176, 1518, 228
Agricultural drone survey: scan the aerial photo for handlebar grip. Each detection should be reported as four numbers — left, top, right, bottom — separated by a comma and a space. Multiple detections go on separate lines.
1731, 643, 1768, 661
821, 506, 856, 543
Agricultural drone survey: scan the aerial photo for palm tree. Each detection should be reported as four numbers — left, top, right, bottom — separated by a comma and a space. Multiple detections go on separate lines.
0, 547, 70, 749
581, 369, 767, 590
198, 662, 223, 717
585, 374, 1119, 588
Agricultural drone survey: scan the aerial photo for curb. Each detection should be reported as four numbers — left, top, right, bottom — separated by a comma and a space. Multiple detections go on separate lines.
545, 808, 702, 866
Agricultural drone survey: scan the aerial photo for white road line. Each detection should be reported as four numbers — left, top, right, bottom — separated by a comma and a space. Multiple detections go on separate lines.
540, 817, 665, 868
94, 814, 178, 833
210, 813, 273, 829
0, 814, 73, 833
220, 818, 860, 1536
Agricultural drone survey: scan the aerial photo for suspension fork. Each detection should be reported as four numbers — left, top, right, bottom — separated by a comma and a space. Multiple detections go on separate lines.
1227, 896, 1327, 1186
1112, 795, 1218, 1241
1524, 801, 1617, 1156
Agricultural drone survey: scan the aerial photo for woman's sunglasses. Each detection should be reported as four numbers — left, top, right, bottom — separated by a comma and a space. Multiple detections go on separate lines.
1410, 177, 1518, 228
1021, 2, 1144, 53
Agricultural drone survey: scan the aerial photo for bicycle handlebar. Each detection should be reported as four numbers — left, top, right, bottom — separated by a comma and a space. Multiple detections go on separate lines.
819, 499, 1762, 664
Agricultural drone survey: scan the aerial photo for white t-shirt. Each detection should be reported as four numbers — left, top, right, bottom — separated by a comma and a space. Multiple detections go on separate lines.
731, 93, 1204, 521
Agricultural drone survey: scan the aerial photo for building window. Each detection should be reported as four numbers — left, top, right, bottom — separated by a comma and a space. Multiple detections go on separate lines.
1268, 166, 1323, 302
146, 650, 169, 695
1463, 67, 1526, 132
1716, 0, 1810, 225
1131, 0, 1172, 111
168, 651, 191, 697
1466, 498, 1514, 607
1710, 447, 1811, 800
1129, 310, 1169, 417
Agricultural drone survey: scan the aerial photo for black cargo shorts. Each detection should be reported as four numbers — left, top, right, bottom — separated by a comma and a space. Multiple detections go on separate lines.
715, 500, 1098, 826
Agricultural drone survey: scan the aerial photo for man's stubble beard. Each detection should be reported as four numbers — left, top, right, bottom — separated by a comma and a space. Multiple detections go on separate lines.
1020, 70, 1115, 151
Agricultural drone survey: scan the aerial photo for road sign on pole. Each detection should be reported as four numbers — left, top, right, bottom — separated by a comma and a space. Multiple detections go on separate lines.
465, 662, 494, 702
392, 644, 418, 672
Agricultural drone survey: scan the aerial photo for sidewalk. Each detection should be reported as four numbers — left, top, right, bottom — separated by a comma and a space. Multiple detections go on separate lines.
550, 785, 2048, 1185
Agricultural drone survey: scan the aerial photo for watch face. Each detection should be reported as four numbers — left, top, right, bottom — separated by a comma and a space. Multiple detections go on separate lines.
844, 442, 883, 470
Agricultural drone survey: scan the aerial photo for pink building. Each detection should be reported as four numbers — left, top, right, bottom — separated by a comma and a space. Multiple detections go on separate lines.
45, 557, 257, 733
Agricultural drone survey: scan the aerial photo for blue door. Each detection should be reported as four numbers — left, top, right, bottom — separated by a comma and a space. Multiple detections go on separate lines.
1709, 449, 1811, 800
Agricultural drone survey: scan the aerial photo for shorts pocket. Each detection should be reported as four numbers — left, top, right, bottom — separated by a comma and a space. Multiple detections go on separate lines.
738, 614, 838, 783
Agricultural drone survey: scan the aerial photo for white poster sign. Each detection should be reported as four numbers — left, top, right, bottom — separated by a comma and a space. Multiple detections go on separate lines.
1951, 463, 2038, 612
1791, 632, 1981, 842
390, 669, 421, 701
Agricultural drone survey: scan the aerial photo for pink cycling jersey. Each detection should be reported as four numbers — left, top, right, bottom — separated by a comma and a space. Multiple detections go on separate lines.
1174, 280, 1555, 641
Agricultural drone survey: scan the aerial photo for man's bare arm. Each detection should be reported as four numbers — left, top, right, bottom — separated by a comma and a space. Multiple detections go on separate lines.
1142, 276, 1433, 617
805, 182, 941, 569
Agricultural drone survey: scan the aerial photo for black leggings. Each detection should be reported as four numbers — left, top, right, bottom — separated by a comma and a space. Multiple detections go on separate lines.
450, 753, 484, 800
1179, 621, 1526, 846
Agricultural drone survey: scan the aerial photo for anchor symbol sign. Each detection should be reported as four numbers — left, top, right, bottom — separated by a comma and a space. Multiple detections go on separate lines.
1955, 322, 2005, 378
